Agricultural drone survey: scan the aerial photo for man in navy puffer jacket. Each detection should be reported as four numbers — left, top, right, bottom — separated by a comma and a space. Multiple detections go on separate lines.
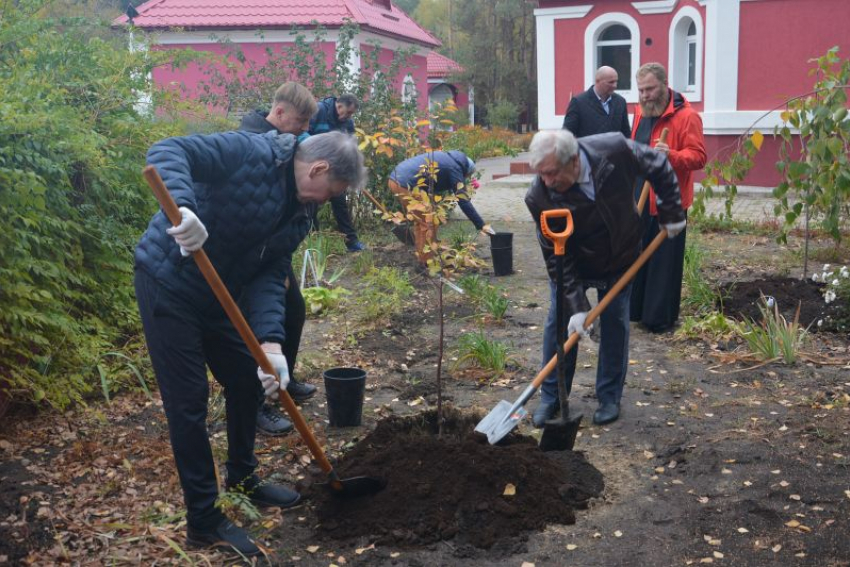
135, 130, 365, 557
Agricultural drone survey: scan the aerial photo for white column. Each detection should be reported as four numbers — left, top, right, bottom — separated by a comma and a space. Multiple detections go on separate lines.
337, 36, 361, 92
703, 0, 740, 113
468, 85, 475, 126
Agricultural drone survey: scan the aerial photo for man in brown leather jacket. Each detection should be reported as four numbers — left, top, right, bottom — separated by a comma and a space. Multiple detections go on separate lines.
525, 129, 685, 426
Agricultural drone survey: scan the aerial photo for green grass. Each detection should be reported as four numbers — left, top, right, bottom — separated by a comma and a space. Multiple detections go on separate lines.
682, 236, 720, 314
453, 331, 513, 377
356, 266, 415, 323
737, 296, 807, 364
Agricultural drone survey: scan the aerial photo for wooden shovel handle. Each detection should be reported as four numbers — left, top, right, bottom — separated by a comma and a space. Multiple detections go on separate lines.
530, 229, 668, 390
636, 128, 669, 215
142, 165, 340, 485
361, 188, 390, 216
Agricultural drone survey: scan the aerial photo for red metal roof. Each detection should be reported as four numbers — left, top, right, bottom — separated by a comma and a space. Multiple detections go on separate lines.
427, 51, 462, 78
115, 0, 440, 47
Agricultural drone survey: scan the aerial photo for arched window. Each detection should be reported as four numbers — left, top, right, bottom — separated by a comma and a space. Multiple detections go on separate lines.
596, 25, 632, 90
584, 13, 640, 102
669, 7, 703, 100
429, 83, 455, 110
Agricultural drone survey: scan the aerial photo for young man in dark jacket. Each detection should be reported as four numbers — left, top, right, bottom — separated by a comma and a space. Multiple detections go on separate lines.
135, 130, 365, 557
240, 82, 319, 436
308, 93, 366, 252
525, 129, 684, 427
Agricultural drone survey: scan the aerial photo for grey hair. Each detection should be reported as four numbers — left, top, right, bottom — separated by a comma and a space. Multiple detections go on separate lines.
297, 131, 367, 190
337, 93, 359, 110
528, 129, 579, 169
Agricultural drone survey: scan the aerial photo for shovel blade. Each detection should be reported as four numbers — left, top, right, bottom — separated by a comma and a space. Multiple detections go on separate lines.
539, 413, 583, 452
475, 400, 528, 444
319, 475, 387, 499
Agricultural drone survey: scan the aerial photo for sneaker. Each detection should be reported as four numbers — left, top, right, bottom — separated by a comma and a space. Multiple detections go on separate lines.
186, 518, 261, 557
287, 378, 317, 402
227, 475, 301, 509
346, 240, 366, 253
256, 403, 293, 436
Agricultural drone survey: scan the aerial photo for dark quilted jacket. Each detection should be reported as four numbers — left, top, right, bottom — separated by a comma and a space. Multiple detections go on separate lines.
525, 133, 684, 315
308, 97, 355, 135
134, 131, 313, 344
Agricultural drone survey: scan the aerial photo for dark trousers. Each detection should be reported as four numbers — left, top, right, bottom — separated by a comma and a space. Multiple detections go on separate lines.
258, 265, 306, 408
135, 270, 260, 530
314, 193, 358, 244
630, 209, 687, 331
540, 279, 632, 406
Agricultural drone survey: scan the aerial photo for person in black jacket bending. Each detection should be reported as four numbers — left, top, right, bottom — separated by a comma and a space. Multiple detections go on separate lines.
240, 82, 319, 436
562, 66, 631, 139
309, 93, 366, 252
525, 129, 684, 427
135, 130, 365, 557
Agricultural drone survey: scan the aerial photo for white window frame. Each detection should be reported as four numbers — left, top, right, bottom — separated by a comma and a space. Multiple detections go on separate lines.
584, 13, 641, 103
668, 5, 703, 101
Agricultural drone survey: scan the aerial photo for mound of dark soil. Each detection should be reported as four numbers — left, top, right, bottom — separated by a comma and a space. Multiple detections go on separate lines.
719, 276, 846, 331
313, 409, 603, 549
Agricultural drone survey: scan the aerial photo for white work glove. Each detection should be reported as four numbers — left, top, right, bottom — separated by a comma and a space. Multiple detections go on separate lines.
257, 344, 290, 397
166, 206, 208, 256
568, 311, 590, 339
481, 224, 496, 236
661, 219, 687, 239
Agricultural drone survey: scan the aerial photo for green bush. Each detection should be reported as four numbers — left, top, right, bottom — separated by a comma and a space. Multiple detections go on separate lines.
0, 5, 191, 407
487, 100, 519, 130
356, 267, 415, 324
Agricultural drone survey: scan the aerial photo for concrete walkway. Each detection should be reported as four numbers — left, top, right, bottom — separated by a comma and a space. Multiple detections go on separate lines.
456, 152, 780, 226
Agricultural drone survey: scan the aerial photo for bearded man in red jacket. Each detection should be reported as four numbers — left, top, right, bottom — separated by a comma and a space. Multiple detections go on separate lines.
630, 62, 707, 333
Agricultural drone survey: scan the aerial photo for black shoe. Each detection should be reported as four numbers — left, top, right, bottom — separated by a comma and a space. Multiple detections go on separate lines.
287, 378, 317, 402
227, 476, 301, 509
532, 402, 558, 428
256, 403, 293, 436
186, 518, 261, 557
593, 402, 620, 425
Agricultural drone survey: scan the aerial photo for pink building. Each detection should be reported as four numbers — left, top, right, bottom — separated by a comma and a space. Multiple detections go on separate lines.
426, 51, 473, 124
115, 0, 441, 113
535, 0, 849, 186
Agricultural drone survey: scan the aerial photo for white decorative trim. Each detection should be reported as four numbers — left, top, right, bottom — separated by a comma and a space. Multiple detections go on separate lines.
703, 0, 740, 113
702, 110, 785, 134
468, 85, 475, 126
631, 0, 678, 15
152, 28, 427, 55
584, 13, 640, 103
533, 5, 594, 18
536, 11, 558, 129
668, 6, 703, 102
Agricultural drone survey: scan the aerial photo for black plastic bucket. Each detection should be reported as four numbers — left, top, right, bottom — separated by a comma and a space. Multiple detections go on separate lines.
323, 367, 367, 427
489, 231, 513, 276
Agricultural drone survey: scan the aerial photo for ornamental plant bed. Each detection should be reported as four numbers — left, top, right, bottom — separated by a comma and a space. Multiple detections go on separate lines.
719, 276, 846, 332
311, 408, 603, 549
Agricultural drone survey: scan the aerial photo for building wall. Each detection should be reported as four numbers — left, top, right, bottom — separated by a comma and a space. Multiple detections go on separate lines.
737, 0, 850, 110
148, 30, 431, 114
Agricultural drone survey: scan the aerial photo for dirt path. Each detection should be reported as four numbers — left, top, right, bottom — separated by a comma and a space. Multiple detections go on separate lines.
1, 220, 848, 566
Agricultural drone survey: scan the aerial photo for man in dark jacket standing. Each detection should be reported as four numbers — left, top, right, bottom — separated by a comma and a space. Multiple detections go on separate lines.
135, 130, 365, 556
240, 82, 320, 436
562, 66, 631, 139
309, 93, 366, 252
525, 130, 684, 427
630, 62, 707, 333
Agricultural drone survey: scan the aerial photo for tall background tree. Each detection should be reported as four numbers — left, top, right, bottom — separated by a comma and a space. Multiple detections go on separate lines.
410, 0, 537, 131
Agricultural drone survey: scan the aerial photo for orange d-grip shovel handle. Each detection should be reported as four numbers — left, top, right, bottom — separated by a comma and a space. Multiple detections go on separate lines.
540, 209, 574, 255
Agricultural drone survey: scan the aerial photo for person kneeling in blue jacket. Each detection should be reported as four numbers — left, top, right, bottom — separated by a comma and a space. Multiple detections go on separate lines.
134, 131, 365, 557
388, 150, 493, 265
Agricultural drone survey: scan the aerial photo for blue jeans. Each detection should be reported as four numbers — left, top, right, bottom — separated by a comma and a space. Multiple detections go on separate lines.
540, 279, 632, 406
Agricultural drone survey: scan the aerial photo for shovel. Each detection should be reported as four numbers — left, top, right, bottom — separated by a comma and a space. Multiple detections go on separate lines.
476, 228, 671, 445
636, 128, 669, 214
536, 209, 584, 452
360, 187, 414, 245
143, 166, 385, 498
